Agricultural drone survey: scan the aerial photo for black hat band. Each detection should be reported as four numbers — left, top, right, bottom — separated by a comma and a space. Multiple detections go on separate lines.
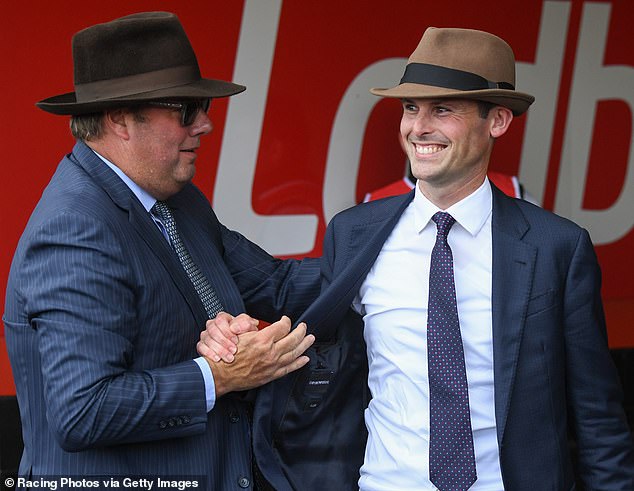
74, 65, 200, 102
400, 62, 515, 91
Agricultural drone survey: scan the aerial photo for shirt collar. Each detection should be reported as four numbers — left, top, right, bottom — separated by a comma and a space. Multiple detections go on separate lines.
413, 178, 493, 236
92, 149, 157, 212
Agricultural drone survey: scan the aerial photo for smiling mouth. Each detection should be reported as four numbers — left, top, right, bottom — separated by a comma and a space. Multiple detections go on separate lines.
413, 143, 446, 155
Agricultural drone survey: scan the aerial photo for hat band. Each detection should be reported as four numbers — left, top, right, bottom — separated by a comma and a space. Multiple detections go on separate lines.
400, 63, 515, 91
75, 65, 201, 102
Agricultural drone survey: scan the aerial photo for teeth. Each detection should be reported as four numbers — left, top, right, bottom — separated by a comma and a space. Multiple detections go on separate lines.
415, 144, 444, 154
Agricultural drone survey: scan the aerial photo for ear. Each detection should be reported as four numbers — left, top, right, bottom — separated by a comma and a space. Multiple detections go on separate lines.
103, 108, 132, 140
489, 106, 514, 138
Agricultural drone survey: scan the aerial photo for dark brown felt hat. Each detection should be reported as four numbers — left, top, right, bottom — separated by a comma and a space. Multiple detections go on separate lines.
36, 11, 246, 115
370, 27, 534, 115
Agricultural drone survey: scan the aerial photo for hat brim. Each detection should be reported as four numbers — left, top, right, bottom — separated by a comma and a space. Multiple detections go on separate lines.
370, 82, 534, 116
36, 78, 246, 115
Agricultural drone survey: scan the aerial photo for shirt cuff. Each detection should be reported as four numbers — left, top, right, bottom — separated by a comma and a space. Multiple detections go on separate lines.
194, 357, 216, 412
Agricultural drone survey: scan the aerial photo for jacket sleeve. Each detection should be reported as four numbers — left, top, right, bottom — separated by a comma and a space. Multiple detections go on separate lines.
220, 224, 321, 323
563, 229, 634, 488
10, 211, 208, 451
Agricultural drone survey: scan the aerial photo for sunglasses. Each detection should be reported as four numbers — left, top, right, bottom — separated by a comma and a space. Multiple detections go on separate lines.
146, 99, 211, 126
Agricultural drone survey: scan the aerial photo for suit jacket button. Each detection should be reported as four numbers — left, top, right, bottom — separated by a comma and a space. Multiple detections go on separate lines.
159, 420, 167, 429
238, 477, 250, 488
229, 412, 240, 423
168, 418, 176, 427
182, 416, 191, 424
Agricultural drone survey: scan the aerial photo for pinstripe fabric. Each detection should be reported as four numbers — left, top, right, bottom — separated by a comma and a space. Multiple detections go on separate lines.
3, 141, 320, 489
152, 200, 223, 318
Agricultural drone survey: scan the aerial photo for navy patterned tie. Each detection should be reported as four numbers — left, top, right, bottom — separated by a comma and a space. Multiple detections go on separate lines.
427, 212, 477, 491
151, 201, 223, 319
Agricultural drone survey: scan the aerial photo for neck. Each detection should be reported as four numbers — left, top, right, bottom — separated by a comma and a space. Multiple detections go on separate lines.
418, 174, 487, 210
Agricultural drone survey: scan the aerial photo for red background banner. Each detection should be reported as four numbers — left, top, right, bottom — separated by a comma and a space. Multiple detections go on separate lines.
1, 0, 633, 395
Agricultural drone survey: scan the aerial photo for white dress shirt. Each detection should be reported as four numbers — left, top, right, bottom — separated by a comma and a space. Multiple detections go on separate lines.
355, 180, 505, 490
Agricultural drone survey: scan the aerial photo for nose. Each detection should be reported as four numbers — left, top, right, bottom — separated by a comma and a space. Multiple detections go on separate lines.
411, 110, 433, 136
190, 109, 213, 136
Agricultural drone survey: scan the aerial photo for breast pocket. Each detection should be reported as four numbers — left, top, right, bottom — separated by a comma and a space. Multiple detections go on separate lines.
526, 289, 558, 317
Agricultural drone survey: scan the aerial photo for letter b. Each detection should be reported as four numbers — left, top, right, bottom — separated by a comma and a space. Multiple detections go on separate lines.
555, 2, 634, 245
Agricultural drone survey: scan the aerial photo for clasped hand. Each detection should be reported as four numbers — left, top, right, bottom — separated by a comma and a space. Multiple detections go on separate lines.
197, 312, 314, 397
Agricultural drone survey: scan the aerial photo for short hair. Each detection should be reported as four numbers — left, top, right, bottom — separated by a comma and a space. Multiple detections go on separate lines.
70, 107, 147, 141
476, 100, 496, 119
70, 113, 104, 141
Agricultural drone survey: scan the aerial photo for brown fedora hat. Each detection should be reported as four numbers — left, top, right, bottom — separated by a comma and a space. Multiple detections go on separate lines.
36, 12, 246, 115
370, 27, 534, 115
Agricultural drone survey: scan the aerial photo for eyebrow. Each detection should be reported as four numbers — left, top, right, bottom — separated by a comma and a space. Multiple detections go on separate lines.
401, 98, 459, 105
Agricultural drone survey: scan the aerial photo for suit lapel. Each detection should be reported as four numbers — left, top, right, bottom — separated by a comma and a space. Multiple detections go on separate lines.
257, 193, 414, 490
129, 202, 209, 325
70, 142, 208, 325
169, 192, 245, 316
490, 187, 536, 445
302, 192, 414, 338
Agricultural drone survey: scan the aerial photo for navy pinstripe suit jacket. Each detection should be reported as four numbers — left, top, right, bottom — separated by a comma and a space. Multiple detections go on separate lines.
3, 141, 320, 488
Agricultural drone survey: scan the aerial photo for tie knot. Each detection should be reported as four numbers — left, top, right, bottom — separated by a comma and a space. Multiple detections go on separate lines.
432, 211, 455, 238
151, 200, 171, 221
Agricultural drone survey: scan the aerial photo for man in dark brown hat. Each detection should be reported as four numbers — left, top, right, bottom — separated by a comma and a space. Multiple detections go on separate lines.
204, 27, 634, 491
3, 11, 320, 488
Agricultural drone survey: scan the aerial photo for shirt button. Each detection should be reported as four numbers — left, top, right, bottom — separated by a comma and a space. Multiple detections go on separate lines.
237, 477, 250, 488
229, 412, 240, 423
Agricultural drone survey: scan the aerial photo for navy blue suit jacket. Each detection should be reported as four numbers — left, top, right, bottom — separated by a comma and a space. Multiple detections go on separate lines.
3, 142, 320, 488
256, 186, 634, 490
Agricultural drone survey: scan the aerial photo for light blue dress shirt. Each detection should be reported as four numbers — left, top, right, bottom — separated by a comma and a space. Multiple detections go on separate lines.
93, 149, 216, 412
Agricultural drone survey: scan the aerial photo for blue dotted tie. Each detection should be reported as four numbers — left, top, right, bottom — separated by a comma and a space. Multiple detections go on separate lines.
152, 201, 223, 319
428, 212, 477, 491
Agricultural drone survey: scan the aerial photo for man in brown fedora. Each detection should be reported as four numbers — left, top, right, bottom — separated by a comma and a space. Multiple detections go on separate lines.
203, 27, 634, 490
3, 11, 321, 489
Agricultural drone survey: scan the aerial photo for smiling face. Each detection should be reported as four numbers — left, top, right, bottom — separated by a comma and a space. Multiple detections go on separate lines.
399, 98, 512, 208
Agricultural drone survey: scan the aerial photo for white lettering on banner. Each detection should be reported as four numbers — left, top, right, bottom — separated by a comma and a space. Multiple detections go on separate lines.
214, 0, 319, 255
216, 0, 632, 255
325, 2, 573, 231
322, 58, 407, 223
517, 0, 571, 206
555, 2, 634, 245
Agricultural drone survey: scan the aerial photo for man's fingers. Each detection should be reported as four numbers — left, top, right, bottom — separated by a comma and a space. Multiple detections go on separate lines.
272, 321, 309, 353
198, 330, 236, 363
208, 318, 315, 395
259, 316, 292, 343
200, 313, 259, 363
206, 313, 238, 344
276, 355, 311, 378
229, 313, 260, 335
199, 312, 255, 363
276, 330, 315, 367
268, 322, 314, 370
197, 340, 221, 363
295, 332, 315, 356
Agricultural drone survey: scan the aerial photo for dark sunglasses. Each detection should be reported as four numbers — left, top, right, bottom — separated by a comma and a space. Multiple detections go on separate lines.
146, 99, 211, 126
